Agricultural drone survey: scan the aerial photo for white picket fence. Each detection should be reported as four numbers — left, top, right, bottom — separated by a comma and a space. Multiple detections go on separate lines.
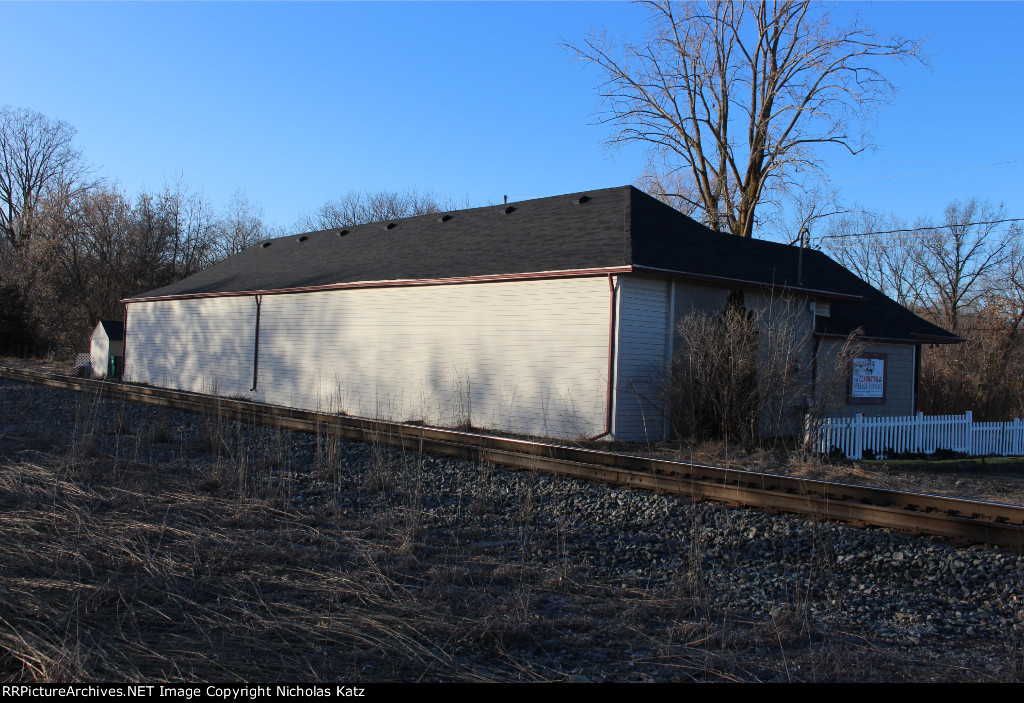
808, 411, 1024, 460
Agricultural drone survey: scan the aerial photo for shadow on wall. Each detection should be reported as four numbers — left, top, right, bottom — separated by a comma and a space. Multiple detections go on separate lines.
129, 283, 611, 441
126, 298, 257, 397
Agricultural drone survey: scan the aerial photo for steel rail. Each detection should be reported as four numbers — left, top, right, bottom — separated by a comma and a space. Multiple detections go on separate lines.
2, 365, 1023, 550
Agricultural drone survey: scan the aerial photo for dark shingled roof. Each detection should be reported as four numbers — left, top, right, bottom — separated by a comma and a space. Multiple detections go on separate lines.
129, 185, 958, 344
97, 320, 124, 340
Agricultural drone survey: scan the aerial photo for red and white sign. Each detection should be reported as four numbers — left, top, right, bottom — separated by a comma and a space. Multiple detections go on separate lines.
851, 356, 885, 398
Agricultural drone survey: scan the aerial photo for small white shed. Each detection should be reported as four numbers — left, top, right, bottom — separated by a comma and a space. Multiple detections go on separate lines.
90, 320, 124, 379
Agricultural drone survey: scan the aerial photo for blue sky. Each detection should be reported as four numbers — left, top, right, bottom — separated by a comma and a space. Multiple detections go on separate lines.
1, 1, 1021, 238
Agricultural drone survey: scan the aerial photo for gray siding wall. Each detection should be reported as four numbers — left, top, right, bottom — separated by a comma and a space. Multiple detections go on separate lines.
814, 340, 916, 417
613, 276, 672, 442
670, 281, 816, 437
126, 277, 611, 440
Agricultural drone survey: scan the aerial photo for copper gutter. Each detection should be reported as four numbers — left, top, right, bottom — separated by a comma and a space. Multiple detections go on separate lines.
121, 263, 866, 306
122, 303, 129, 381
121, 266, 634, 304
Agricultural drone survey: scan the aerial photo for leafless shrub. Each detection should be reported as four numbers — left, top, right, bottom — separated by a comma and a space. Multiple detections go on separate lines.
669, 291, 814, 447
919, 312, 1024, 420
665, 287, 865, 455
801, 328, 866, 453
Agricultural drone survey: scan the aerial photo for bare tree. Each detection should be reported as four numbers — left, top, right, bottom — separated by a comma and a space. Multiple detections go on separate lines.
821, 209, 923, 309
997, 224, 1024, 334
567, 1, 923, 237
297, 187, 459, 232
820, 199, 1022, 420
0, 106, 94, 250
215, 190, 274, 258
912, 199, 1012, 333
634, 158, 700, 217
133, 179, 218, 285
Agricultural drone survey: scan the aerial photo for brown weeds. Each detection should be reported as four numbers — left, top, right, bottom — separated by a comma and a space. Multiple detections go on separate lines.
0, 375, 1013, 682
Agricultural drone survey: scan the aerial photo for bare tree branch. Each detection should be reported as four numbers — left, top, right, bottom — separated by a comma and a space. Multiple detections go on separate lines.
566, 0, 924, 237
0, 106, 96, 250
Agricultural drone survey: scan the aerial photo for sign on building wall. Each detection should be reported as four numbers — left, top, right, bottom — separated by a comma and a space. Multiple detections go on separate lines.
848, 352, 887, 405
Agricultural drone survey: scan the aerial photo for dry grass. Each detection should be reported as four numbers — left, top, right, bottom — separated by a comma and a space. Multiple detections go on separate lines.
0, 457, 465, 681
0, 424, 896, 683
1, 373, 1020, 682
0, 413, 745, 682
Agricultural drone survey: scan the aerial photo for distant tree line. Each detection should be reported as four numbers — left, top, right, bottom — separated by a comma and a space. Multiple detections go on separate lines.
0, 106, 453, 357
822, 200, 1024, 420
6, 104, 1021, 424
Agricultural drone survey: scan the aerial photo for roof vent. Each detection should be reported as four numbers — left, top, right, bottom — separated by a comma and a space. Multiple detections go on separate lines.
575, 195, 591, 205
385, 222, 397, 230
261, 242, 272, 248
298, 235, 309, 242
501, 206, 516, 215
438, 214, 453, 223
337, 229, 349, 237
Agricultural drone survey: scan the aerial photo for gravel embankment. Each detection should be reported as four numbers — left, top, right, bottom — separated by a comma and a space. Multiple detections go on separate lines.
1, 376, 1023, 681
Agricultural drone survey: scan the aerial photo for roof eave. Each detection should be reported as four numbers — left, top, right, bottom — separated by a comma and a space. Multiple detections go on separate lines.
814, 331, 963, 345
120, 266, 634, 304
629, 265, 865, 301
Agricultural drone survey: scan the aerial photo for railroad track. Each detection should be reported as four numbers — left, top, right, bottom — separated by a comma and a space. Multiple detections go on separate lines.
2, 365, 1024, 550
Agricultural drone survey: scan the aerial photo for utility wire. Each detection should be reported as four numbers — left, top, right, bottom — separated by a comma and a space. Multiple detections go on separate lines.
835, 158, 1024, 183
823, 228, 1022, 248
820, 218, 1024, 241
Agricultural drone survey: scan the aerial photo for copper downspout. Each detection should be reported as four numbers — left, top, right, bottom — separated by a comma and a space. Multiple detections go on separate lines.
122, 303, 129, 380
250, 295, 262, 392
589, 273, 617, 441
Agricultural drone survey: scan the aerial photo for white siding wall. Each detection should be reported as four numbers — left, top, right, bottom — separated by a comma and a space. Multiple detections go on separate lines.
613, 276, 671, 442
125, 297, 257, 396
89, 331, 109, 379
127, 278, 611, 440
92, 332, 124, 379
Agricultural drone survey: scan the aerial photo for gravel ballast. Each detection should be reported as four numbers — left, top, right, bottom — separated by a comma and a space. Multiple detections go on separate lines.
1, 376, 1023, 682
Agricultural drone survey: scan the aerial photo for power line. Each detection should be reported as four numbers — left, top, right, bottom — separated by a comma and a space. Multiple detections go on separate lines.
835, 158, 1024, 184
822, 227, 1022, 249
820, 218, 1024, 241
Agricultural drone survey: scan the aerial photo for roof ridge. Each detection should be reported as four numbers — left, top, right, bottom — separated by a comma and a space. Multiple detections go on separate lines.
293, 184, 634, 239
